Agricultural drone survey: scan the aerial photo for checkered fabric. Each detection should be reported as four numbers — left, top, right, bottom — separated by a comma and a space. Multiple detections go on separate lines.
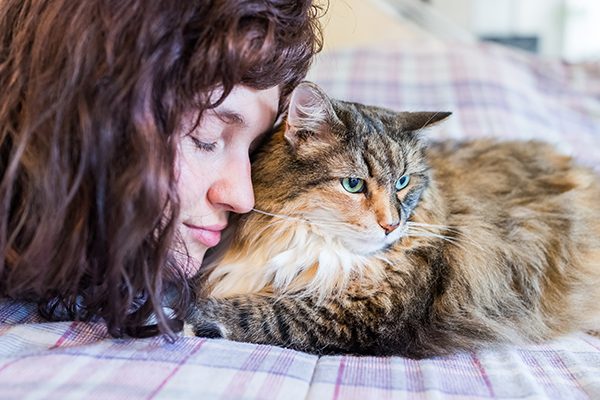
2, 41, 600, 399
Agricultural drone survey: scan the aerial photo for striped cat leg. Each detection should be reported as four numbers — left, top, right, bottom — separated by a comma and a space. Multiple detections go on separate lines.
187, 294, 393, 355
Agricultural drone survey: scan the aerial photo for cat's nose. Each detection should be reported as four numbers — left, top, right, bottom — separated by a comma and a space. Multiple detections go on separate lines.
380, 221, 400, 235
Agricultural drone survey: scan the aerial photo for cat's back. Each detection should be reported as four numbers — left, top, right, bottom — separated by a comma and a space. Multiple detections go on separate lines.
426, 139, 599, 205
425, 139, 600, 231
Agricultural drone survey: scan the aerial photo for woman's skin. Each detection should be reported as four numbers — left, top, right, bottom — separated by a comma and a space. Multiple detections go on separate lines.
176, 86, 280, 274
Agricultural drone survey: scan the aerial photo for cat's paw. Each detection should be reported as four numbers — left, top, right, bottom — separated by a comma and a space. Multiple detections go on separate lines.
586, 330, 600, 338
191, 320, 224, 338
185, 298, 229, 339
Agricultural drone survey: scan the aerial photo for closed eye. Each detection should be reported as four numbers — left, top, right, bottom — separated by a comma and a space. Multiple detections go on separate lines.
191, 137, 217, 152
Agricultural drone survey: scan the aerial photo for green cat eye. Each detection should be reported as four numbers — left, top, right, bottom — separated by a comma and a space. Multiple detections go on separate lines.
341, 177, 365, 193
395, 174, 411, 191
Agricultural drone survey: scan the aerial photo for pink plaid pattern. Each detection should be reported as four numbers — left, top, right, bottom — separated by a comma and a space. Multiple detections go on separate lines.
2, 41, 600, 399
308, 42, 600, 169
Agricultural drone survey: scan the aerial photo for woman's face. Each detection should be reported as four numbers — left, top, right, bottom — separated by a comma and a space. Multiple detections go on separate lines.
176, 85, 280, 273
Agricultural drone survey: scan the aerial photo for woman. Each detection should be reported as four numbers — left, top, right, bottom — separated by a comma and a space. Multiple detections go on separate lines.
0, 1, 322, 337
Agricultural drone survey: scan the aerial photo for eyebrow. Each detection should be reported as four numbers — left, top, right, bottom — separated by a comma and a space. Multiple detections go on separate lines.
214, 108, 246, 126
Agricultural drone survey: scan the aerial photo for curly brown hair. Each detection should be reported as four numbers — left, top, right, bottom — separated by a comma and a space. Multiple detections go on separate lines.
0, 0, 323, 337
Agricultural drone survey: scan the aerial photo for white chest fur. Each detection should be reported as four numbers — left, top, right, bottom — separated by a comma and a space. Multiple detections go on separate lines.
206, 223, 378, 300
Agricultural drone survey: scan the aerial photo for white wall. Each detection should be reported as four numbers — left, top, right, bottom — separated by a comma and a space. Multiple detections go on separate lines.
320, 0, 431, 52
430, 0, 566, 55
429, 0, 599, 61
563, 0, 600, 61
321, 0, 600, 61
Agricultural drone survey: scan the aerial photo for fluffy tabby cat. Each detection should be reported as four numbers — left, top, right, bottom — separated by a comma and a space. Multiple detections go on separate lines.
186, 82, 600, 358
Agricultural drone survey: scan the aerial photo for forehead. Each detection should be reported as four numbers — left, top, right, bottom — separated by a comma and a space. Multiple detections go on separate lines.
219, 85, 279, 109
215, 85, 279, 128
331, 102, 422, 178
323, 130, 407, 184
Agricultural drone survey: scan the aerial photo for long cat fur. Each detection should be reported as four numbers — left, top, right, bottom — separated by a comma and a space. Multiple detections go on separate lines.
186, 82, 600, 358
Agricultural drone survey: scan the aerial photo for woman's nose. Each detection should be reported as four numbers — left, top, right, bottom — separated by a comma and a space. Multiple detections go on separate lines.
207, 155, 255, 214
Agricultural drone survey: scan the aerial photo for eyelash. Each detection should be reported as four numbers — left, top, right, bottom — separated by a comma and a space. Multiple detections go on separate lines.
191, 137, 217, 152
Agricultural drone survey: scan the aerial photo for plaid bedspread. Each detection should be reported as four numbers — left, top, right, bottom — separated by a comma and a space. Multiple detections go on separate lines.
2, 41, 600, 399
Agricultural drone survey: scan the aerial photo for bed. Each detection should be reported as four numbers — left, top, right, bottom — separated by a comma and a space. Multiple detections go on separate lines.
2, 37, 600, 400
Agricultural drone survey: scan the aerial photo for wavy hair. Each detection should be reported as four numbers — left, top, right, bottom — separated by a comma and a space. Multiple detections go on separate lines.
0, 0, 323, 337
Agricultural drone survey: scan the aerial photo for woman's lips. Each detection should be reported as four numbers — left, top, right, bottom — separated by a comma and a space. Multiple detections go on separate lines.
184, 223, 225, 248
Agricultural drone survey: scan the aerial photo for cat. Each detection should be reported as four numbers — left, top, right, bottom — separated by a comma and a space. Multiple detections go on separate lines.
186, 81, 600, 358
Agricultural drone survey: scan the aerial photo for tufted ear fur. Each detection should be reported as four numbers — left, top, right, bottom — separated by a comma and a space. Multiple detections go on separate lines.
284, 82, 341, 151
396, 111, 452, 133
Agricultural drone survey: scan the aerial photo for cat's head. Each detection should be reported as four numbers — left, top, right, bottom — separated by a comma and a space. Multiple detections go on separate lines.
250, 82, 449, 255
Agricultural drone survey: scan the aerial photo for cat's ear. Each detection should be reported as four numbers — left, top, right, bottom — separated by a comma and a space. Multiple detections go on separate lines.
398, 112, 451, 133
284, 82, 340, 150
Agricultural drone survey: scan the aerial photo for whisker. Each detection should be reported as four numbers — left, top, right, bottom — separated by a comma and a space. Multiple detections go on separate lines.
407, 221, 466, 234
407, 221, 486, 252
251, 207, 359, 230
251, 208, 305, 222
407, 226, 483, 253
374, 254, 394, 267
406, 231, 471, 252
406, 229, 453, 241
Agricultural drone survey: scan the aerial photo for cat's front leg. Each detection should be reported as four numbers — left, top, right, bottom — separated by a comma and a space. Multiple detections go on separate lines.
186, 294, 386, 355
